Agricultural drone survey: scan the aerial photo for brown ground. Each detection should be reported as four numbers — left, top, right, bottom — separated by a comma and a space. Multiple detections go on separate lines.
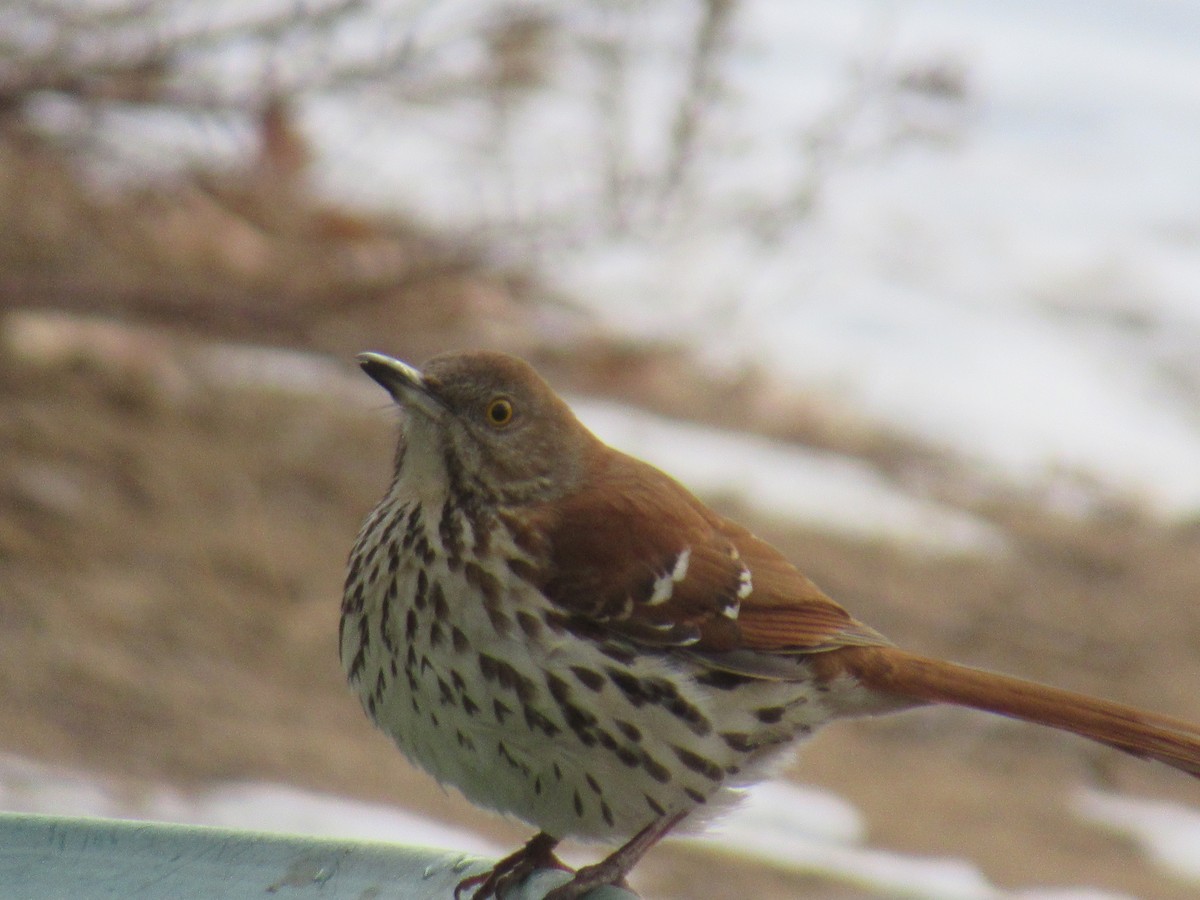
3, 314, 1200, 900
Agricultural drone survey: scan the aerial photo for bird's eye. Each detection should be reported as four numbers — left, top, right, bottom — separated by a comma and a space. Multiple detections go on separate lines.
485, 397, 514, 428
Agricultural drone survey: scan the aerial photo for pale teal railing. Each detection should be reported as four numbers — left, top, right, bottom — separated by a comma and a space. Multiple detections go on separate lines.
0, 811, 637, 899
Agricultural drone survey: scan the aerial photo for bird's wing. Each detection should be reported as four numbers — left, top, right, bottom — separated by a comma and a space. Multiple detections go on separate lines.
522, 450, 889, 660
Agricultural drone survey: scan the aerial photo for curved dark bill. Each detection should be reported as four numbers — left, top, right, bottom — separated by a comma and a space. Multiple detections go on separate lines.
357, 352, 444, 416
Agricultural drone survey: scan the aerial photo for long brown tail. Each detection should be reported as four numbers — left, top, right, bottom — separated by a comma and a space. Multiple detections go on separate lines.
828, 645, 1200, 778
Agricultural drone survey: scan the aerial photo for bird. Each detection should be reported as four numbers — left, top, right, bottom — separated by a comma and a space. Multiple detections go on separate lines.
340, 349, 1200, 900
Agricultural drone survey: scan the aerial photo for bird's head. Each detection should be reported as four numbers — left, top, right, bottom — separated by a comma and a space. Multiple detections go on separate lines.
358, 350, 596, 505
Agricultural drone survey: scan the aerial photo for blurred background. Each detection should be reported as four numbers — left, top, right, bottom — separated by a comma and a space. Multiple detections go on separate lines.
2, 1, 1200, 897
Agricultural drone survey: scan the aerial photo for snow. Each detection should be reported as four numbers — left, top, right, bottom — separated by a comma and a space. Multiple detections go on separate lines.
302, 0, 1200, 518
691, 780, 1133, 900
30, 2, 1200, 516
0, 755, 1140, 899
0, 754, 495, 854
1072, 787, 1200, 884
573, 397, 1005, 553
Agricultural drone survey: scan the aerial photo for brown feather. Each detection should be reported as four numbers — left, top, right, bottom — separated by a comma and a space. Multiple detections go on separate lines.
531, 443, 888, 653
716, 523, 890, 651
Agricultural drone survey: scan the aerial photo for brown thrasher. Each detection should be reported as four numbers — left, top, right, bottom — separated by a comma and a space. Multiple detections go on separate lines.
341, 349, 1200, 900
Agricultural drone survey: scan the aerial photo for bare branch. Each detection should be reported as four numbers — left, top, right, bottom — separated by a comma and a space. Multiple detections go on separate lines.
657, 0, 735, 219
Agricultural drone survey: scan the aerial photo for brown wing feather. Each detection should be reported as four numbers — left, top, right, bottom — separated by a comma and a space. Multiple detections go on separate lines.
527, 445, 889, 655
715, 521, 890, 651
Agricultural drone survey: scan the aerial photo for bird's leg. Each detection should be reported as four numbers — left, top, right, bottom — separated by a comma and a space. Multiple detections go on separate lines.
543, 811, 688, 900
456, 831, 568, 900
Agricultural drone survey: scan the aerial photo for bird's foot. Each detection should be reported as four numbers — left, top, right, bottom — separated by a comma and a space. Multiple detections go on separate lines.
455, 832, 568, 900
541, 810, 687, 900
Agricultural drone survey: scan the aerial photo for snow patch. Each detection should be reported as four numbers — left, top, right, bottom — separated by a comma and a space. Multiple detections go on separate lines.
1073, 787, 1200, 884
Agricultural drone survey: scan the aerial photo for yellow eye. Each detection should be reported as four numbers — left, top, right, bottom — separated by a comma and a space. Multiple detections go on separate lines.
485, 397, 514, 428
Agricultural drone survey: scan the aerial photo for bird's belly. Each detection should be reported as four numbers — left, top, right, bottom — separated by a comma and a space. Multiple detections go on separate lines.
346, 559, 833, 842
